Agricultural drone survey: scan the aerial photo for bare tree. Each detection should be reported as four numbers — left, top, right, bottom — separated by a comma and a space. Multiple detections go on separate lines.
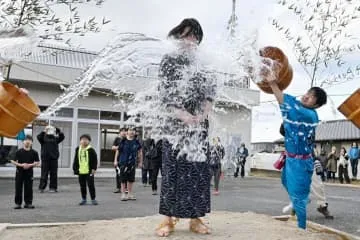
0, 0, 110, 45
271, 0, 360, 87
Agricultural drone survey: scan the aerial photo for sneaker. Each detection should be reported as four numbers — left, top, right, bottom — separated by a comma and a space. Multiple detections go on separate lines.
39, 189, 44, 193
91, 200, 98, 205
14, 204, 21, 209
152, 191, 158, 195
49, 189, 57, 193
24, 204, 35, 209
213, 190, 220, 195
113, 188, 121, 193
128, 194, 137, 200
79, 199, 87, 206
317, 204, 334, 219
121, 193, 128, 201
282, 203, 293, 214
143, 183, 147, 187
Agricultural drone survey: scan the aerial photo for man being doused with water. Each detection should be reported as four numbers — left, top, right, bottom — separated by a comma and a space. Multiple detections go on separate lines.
156, 18, 216, 237
263, 66, 327, 229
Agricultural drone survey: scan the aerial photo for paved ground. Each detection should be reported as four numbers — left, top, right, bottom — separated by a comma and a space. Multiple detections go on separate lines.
0, 177, 359, 236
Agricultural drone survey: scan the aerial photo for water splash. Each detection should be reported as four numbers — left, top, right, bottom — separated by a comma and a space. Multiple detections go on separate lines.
0, 27, 37, 80
38, 30, 277, 163
327, 95, 338, 119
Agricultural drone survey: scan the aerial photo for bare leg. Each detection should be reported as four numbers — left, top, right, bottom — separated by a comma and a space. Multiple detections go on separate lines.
121, 183, 126, 193
127, 182, 133, 193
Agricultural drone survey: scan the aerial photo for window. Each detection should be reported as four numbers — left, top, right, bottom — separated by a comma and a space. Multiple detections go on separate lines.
78, 109, 99, 119
38, 106, 73, 118
55, 108, 73, 118
100, 111, 121, 121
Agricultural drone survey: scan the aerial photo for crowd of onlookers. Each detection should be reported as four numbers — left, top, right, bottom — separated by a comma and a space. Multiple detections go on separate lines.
313, 142, 359, 184
9, 123, 251, 209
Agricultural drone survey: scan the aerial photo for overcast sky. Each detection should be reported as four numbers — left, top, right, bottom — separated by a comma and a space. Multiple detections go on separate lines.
67, 0, 358, 142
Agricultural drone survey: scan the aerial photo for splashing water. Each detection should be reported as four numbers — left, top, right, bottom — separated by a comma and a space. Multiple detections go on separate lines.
0, 27, 38, 80
38, 27, 283, 163
327, 95, 338, 119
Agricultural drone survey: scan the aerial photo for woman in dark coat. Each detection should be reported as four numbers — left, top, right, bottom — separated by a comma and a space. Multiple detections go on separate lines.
156, 18, 216, 237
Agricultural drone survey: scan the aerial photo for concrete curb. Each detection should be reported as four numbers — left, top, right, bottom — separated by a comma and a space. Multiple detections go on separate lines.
0, 224, 9, 235
5, 221, 86, 229
324, 183, 360, 189
249, 175, 360, 189
273, 215, 360, 240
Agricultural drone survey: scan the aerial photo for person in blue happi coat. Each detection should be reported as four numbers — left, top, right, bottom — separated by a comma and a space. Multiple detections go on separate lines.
263, 69, 327, 229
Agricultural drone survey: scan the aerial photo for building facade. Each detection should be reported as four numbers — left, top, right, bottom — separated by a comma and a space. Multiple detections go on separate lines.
0, 44, 260, 176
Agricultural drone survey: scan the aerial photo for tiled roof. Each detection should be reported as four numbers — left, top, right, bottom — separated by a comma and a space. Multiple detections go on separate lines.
274, 119, 360, 143
316, 119, 360, 141
20, 43, 98, 69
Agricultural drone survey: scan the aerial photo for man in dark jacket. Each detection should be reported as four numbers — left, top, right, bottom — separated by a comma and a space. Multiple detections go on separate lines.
111, 127, 127, 193
234, 143, 248, 178
142, 134, 155, 187
150, 139, 162, 195
72, 134, 98, 205
37, 125, 65, 193
210, 137, 225, 195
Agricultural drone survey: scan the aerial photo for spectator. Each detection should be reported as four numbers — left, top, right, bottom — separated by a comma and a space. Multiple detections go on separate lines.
316, 149, 328, 181
37, 125, 65, 193
210, 137, 225, 195
349, 142, 359, 181
150, 139, 162, 195
111, 127, 128, 193
114, 127, 143, 201
338, 147, 351, 184
326, 146, 338, 183
234, 143, 248, 178
10, 135, 40, 209
72, 134, 98, 205
142, 133, 155, 187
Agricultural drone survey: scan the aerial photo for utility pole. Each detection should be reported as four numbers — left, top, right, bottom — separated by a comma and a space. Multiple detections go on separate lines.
227, 0, 238, 40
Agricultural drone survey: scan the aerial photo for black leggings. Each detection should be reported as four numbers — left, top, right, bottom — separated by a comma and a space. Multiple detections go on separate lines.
327, 171, 336, 180
151, 162, 162, 191
78, 174, 96, 200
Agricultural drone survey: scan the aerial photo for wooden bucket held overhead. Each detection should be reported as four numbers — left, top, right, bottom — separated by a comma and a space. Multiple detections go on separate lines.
338, 88, 360, 129
257, 46, 293, 94
0, 81, 40, 138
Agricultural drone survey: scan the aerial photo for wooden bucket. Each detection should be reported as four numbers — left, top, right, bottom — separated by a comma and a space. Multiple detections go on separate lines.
0, 81, 40, 138
257, 46, 293, 94
338, 88, 360, 129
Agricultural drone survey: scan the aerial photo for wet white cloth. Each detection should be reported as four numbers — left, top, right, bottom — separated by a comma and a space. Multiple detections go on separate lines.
310, 170, 327, 207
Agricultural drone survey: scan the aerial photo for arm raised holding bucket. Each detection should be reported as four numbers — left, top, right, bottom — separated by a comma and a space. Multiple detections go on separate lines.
259, 49, 327, 230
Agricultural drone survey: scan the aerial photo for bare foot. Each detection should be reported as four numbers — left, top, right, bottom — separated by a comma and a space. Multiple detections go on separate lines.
156, 218, 178, 237
189, 218, 211, 234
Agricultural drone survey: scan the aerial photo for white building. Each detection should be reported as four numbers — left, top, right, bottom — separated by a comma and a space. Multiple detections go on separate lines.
0, 43, 260, 176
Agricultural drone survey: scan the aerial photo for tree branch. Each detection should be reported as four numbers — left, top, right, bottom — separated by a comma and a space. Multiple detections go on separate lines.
17, 0, 29, 26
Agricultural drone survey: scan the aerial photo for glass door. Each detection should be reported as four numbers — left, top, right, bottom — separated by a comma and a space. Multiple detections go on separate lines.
100, 124, 120, 167
77, 123, 100, 165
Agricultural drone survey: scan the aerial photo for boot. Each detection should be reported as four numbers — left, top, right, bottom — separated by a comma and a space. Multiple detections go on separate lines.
317, 203, 334, 219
